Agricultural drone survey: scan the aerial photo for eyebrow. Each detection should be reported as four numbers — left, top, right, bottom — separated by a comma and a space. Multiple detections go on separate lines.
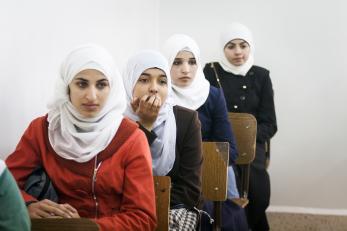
174, 57, 196, 60
141, 72, 167, 78
73, 77, 108, 82
228, 41, 248, 46
74, 77, 88, 81
96, 78, 108, 82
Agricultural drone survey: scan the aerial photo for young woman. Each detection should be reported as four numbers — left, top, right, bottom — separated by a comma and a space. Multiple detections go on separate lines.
163, 34, 248, 231
203, 23, 278, 231
122, 49, 203, 230
5, 44, 156, 231
0, 159, 30, 231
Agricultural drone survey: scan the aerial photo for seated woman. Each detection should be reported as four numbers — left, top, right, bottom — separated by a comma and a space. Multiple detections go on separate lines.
122, 50, 203, 230
0, 159, 30, 231
203, 23, 277, 230
163, 34, 248, 231
5, 44, 156, 231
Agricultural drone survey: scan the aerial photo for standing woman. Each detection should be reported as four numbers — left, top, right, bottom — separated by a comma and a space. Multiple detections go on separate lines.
163, 34, 248, 231
6, 44, 157, 231
203, 23, 277, 231
123, 50, 203, 230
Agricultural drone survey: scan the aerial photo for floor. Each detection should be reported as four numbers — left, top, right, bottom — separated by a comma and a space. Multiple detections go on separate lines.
267, 212, 347, 231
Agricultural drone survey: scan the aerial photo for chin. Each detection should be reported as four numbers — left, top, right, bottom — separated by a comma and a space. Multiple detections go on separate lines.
178, 82, 191, 88
232, 62, 244, 66
81, 111, 99, 119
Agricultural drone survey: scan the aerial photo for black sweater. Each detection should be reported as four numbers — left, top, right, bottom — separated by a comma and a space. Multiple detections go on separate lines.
203, 62, 277, 168
139, 105, 202, 209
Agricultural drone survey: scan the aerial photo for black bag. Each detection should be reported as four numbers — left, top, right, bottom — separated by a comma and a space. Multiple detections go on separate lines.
24, 167, 58, 202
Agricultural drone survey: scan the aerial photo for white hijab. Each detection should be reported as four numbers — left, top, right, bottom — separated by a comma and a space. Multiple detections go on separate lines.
0, 159, 6, 176
122, 50, 176, 176
220, 22, 255, 76
162, 34, 210, 110
47, 44, 126, 163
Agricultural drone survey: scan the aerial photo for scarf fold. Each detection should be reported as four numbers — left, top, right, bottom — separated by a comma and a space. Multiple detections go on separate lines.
0, 159, 6, 175
163, 34, 210, 110
47, 44, 126, 163
219, 22, 255, 76
123, 50, 176, 176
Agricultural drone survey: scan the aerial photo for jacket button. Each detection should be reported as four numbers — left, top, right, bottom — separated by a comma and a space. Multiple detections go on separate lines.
242, 85, 247, 89
240, 96, 246, 100
234, 105, 238, 109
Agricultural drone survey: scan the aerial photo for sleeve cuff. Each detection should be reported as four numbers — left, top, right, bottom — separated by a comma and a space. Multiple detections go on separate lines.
137, 122, 157, 145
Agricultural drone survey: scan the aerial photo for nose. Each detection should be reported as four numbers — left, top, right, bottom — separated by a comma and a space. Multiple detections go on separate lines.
234, 46, 242, 54
86, 86, 97, 100
149, 81, 158, 95
181, 62, 190, 74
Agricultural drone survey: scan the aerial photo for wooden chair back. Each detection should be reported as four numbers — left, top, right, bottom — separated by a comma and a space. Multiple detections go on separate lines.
227, 112, 257, 206
227, 112, 257, 165
153, 176, 171, 231
202, 142, 229, 231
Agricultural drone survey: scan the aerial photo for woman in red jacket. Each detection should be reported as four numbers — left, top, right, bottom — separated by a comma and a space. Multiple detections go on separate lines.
6, 44, 157, 231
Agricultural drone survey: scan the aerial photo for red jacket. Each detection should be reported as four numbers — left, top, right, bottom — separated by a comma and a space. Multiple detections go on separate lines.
6, 115, 157, 231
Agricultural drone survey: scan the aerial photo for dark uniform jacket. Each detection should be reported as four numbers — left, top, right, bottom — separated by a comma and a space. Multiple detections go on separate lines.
140, 105, 203, 209
197, 86, 238, 164
203, 62, 277, 169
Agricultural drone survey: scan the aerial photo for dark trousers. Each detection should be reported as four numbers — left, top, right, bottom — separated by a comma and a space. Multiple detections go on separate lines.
200, 199, 249, 231
246, 165, 271, 231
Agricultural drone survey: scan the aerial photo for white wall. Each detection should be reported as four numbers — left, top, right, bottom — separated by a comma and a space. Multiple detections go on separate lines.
158, 0, 347, 210
0, 0, 159, 158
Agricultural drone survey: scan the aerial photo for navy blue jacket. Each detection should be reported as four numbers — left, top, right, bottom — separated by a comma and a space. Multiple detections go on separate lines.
197, 86, 238, 164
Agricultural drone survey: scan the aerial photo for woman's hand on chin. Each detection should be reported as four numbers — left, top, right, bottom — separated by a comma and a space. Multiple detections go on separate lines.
131, 95, 161, 131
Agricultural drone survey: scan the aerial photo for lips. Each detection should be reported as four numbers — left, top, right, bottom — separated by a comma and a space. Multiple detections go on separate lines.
82, 103, 99, 111
179, 76, 191, 81
233, 58, 243, 62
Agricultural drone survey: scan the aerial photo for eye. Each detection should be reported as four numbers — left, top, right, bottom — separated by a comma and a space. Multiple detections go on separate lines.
188, 59, 197, 65
159, 77, 168, 85
226, 44, 235, 50
138, 76, 149, 83
76, 81, 88, 89
96, 81, 109, 90
173, 59, 182, 65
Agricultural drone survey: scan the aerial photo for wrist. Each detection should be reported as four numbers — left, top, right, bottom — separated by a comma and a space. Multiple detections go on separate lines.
25, 200, 37, 207
139, 120, 154, 131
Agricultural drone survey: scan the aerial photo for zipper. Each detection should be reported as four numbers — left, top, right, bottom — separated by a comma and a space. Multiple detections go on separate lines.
92, 157, 102, 219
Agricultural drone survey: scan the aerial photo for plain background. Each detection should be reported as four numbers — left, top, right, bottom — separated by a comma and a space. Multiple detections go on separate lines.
1, 0, 346, 212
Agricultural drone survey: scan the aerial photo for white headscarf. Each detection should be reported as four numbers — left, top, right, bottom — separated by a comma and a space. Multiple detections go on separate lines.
220, 22, 255, 76
0, 159, 6, 175
122, 50, 176, 176
47, 44, 126, 163
162, 34, 210, 110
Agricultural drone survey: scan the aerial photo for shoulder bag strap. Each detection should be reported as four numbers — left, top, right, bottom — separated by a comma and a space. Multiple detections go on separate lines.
210, 62, 223, 89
